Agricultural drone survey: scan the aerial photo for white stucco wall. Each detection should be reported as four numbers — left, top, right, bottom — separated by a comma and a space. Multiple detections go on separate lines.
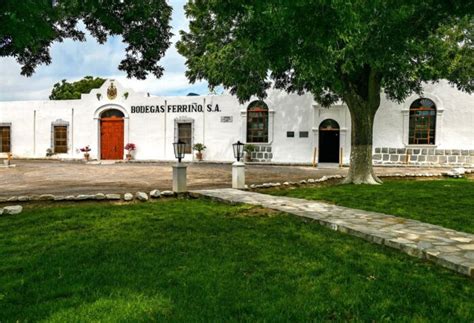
1, 79, 472, 165
267, 91, 316, 163
373, 80, 474, 150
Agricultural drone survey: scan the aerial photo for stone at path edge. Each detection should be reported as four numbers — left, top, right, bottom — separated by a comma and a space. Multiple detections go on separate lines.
2, 205, 23, 215
150, 189, 161, 198
161, 190, 175, 197
106, 193, 121, 200
136, 192, 149, 201
95, 193, 106, 200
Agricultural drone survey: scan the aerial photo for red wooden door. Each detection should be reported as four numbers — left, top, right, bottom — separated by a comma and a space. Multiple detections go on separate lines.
100, 117, 124, 160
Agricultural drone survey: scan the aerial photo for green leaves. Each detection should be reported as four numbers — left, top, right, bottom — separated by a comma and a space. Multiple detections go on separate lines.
177, 0, 472, 183
49, 76, 105, 100
0, 0, 172, 79
177, 0, 473, 105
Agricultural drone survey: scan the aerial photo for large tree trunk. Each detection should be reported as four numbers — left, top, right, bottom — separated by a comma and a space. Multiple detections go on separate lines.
343, 103, 382, 184
342, 69, 383, 185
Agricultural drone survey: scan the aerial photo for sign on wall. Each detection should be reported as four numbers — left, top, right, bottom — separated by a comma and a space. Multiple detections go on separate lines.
130, 103, 222, 114
220, 116, 233, 123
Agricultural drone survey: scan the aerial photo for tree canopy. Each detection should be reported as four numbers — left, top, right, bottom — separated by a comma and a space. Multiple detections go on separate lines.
49, 76, 105, 100
178, 0, 473, 184
0, 0, 172, 79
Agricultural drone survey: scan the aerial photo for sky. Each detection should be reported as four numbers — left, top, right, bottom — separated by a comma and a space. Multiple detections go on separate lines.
0, 0, 212, 101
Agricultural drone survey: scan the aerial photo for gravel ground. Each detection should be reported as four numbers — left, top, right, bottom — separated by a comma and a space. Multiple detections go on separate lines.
0, 159, 455, 197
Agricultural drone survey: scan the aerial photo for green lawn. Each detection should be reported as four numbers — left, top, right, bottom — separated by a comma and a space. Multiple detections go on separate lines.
267, 178, 474, 234
1, 199, 473, 322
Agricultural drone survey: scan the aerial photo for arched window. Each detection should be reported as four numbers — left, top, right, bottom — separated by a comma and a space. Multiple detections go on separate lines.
100, 109, 124, 118
319, 119, 340, 131
246, 101, 268, 143
409, 98, 436, 145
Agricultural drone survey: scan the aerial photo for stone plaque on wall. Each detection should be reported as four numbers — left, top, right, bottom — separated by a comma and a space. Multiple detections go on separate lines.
221, 116, 233, 123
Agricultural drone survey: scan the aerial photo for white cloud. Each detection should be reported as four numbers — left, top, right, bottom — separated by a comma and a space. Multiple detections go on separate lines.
0, 0, 208, 101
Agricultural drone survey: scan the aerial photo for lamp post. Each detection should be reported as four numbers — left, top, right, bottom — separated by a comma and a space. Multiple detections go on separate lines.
232, 141, 246, 189
172, 140, 187, 193
233, 141, 244, 162
173, 140, 186, 163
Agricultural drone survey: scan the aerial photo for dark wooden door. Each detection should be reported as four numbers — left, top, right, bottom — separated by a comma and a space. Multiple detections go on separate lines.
319, 130, 339, 163
178, 123, 192, 153
100, 117, 124, 160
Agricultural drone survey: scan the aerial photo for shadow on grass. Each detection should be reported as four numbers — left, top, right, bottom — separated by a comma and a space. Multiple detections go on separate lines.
0, 199, 473, 321
265, 177, 474, 234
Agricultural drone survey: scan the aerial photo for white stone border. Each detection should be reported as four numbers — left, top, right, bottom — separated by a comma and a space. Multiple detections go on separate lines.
0, 190, 177, 205
0, 169, 472, 203
246, 169, 473, 190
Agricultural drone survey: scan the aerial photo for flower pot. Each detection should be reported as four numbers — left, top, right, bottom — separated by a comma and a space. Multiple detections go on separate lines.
245, 154, 252, 162
3, 159, 10, 166
126, 153, 132, 161
195, 151, 203, 161
84, 153, 90, 161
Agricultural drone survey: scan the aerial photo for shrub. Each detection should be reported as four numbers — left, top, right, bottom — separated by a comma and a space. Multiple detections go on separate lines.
193, 143, 207, 152
124, 143, 136, 151
244, 144, 256, 154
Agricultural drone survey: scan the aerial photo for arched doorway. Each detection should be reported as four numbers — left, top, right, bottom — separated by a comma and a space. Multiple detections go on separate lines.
100, 109, 124, 160
318, 119, 340, 163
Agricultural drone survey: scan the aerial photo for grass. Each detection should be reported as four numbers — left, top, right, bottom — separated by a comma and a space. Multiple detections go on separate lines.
0, 199, 473, 321
266, 177, 474, 234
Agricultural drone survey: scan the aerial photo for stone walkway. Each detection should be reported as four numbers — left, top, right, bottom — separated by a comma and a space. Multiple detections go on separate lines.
191, 188, 474, 278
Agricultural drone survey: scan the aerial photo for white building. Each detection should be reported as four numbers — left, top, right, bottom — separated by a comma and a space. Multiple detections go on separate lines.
1, 79, 473, 166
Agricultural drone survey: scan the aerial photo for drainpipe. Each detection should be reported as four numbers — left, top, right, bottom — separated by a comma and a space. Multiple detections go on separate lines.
164, 100, 167, 158
71, 108, 74, 158
33, 110, 36, 156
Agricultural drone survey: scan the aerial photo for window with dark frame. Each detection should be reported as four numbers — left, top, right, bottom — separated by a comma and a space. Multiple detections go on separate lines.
287, 131, 295, 138
319, 119, 340, 130
178, 123, 192, 154
246, 101, 269, 143
53, 126, 68, 153
409, 98, 436, 145
299, 131, 309, 138
0, 126, 11, 153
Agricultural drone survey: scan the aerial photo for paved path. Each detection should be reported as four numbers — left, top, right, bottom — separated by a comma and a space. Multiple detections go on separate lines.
192, 188, 474, 278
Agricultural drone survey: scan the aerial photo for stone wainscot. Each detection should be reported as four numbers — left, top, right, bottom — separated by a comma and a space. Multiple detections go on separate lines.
373, 148, 474, 167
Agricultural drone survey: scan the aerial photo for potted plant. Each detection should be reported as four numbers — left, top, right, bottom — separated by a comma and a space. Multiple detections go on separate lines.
124, 143, 136, 161
244, 144, 256, 162
193, 143, 206, 161
80, 145, 91, 161
46, 148, 53, 157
